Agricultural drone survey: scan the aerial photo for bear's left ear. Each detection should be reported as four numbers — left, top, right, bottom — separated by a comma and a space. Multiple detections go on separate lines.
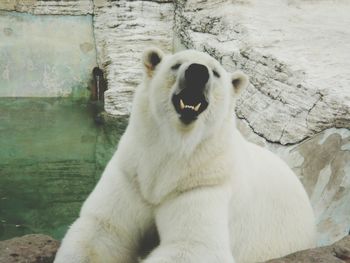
231, 71, 249, 95
142, 47, 164, 78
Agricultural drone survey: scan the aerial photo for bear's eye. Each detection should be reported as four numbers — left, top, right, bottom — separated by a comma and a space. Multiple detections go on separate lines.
213, 70, 220, 78
171, 63, 181, 70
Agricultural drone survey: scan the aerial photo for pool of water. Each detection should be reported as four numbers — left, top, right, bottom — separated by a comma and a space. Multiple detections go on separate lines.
0, 98, 126, 240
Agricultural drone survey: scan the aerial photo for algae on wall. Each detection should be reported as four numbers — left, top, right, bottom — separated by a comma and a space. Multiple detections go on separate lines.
0, 98, 126, 240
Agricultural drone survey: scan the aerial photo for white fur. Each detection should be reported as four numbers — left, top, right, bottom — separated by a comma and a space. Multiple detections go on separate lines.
54, 49, 316, 263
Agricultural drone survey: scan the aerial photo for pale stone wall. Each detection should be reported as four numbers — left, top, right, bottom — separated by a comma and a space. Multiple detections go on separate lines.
174, 0, 350, 145
93, 0, 174, 115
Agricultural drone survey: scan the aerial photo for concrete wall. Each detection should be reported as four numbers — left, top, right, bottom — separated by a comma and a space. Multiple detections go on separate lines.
0, 10, 96, 97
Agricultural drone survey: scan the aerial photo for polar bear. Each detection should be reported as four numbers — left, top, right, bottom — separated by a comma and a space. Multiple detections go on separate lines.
54, 48, 316, 263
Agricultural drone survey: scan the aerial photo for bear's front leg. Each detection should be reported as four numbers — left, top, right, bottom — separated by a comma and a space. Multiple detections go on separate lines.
54, 161, 153, 263
141, 185, 235, 263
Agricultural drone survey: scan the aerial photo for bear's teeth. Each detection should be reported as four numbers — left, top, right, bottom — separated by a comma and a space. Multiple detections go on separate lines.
184, 105, 194, 110
194, 103, 201, 112
179, 100, 201, 111
180, 99, 185, 110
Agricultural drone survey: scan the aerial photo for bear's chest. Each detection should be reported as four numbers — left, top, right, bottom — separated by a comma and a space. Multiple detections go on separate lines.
136, 151, 186, 205
135, 147, 231, 205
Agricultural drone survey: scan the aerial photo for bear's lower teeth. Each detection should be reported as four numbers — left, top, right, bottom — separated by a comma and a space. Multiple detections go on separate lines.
194, 103, 201, 111
180, 99, 185, 110
179, 99, 201, 112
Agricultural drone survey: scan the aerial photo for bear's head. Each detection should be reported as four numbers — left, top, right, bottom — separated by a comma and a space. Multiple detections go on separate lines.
141, 47, 249, 139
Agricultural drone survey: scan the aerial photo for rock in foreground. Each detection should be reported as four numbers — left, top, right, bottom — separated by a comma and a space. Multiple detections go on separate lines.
0, 234, 59, 263
266, 235, 350, 263
1, 234, 350, 263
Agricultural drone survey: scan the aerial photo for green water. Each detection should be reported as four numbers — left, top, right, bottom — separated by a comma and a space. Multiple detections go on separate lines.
0, 98, 126, 240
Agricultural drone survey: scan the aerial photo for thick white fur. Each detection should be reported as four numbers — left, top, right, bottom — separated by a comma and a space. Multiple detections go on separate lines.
54, 49, 316, 263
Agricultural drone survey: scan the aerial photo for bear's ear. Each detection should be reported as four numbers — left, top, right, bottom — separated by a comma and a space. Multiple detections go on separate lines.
231, 71, 249, 95
142, 47, 164, 78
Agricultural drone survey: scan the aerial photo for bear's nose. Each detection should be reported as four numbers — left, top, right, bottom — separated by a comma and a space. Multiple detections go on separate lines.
184, 63, 209, 88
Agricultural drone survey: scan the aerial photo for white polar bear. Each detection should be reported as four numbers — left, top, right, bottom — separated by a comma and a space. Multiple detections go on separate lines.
54, 48, 316, 263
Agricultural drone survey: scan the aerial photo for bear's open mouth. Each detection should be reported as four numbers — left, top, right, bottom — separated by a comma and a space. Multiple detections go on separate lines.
171, 93, 208, 125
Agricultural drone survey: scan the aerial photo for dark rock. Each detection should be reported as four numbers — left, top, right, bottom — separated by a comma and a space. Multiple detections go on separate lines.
1, 234, 349, 263
0, 234, 59, 263
265, 235, 350, 263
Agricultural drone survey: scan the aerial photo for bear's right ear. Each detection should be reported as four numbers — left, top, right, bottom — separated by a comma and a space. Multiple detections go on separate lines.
231, 71, 249, 95
142, 47, 164, 78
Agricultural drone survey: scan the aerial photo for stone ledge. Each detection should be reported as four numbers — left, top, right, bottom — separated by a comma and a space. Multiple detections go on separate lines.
1, 234, 349, 263
266, 235, 350, 263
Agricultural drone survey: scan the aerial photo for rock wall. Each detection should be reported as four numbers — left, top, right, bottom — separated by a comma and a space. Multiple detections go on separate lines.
174, 0, 350, 145
93, 0, 174, 115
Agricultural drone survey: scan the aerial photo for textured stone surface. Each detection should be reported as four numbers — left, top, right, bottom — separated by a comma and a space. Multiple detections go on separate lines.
266, 235, 350, 263
0, 0, 93, 15
1, 234, 349, 263
0, 11, 96, 97
0, 234, 59, 263
174, 0, 350, 145
93, 0, 174, 116
99, 0, 350, 143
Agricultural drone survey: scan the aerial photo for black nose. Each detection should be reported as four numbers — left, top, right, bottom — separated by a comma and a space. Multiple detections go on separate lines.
184, 63, 209, 87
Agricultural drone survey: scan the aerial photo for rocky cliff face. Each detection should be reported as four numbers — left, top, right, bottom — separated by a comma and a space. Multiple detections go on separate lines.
93, 0, 174, 115
174, 0, 350, 145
